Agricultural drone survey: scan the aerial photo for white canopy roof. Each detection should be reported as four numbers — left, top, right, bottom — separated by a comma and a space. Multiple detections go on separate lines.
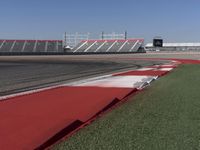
146, 43, 200, 47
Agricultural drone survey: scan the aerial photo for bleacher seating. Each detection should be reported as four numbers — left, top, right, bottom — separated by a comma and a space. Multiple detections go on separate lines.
73, 41, 94, 53
133, 41, 143, 51
12, 40, 25, 52
23, 40, 35, 52
71, 39, 144, 53
119, 39, 142, 52
97, 41, 115, 52
0, 39, 63, 54
0, 40, 5, 52
86, 41, 105, 53
35, 41, 46, 52
47, 41, 57, 52
108, 41, 125, 52
0, 40, 13, 52
57, 41, 63, 52
0, 38, 144, 54
72, 42, 84, 51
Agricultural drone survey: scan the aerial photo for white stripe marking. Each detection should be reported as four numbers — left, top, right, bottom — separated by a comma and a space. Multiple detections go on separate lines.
159, 68, 173, 71
136, 68, 155, 71
73, 76, 157, 88
160, 65, 176, 67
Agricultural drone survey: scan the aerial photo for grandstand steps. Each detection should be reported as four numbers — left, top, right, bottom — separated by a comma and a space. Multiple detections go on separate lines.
12, 41, 24, 52
0, 38, 144, 55
71, 39, 144, 53
0, 39, 63, 54
109, 41, 124, 52
0, 40, 13, 52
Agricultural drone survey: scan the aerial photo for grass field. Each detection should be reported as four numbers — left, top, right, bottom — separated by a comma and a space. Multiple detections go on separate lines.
54, 64, 200, 150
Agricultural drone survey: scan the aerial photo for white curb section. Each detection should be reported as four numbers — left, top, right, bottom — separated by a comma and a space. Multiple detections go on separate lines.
72, 76, 158, 88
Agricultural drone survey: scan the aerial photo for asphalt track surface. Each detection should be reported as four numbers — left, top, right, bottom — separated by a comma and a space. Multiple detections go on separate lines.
1, 52, 199, 96
0, 54, 169, 96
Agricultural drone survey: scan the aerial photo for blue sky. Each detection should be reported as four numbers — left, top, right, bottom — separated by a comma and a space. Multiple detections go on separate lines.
0, 0, 200, 42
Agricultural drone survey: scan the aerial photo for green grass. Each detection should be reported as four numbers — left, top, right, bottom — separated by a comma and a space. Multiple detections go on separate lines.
54, 64, 200, 150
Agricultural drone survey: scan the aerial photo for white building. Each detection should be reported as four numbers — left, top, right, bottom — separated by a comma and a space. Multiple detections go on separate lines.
146, 43, 200, 51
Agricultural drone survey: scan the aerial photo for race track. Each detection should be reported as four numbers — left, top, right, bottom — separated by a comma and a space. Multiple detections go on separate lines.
0, 52, 199, 149
0, 55, 166, 96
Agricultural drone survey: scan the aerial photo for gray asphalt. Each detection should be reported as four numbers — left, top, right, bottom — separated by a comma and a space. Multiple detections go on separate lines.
0, 55, 166, 96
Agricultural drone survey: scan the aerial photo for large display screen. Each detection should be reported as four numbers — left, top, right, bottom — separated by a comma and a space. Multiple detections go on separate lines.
153, 39, 163, 47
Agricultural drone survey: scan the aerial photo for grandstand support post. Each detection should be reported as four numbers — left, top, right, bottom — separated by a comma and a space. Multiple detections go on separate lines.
45, 41, 48, 52
33, 40, 37, 52
22, 40, 27, 52
0, 40, 6, 49
75, 32, 78, 46
101, 31, 104, 40
64, 32, 67, 47
125, 31, 127, 40
10, 40, 16, 52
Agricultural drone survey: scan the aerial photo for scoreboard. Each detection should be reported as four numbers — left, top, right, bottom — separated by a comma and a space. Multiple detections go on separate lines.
153, 38, 163, 47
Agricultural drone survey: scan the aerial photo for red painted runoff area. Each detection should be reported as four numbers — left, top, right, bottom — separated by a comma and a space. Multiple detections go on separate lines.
114, 70, 168, 77
0, 86, 134, 150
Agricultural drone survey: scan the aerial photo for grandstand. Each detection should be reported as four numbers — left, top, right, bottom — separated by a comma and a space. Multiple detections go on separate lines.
0, 39, 63, 54
0, 38, 145, 55
71, 39, 144, 53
